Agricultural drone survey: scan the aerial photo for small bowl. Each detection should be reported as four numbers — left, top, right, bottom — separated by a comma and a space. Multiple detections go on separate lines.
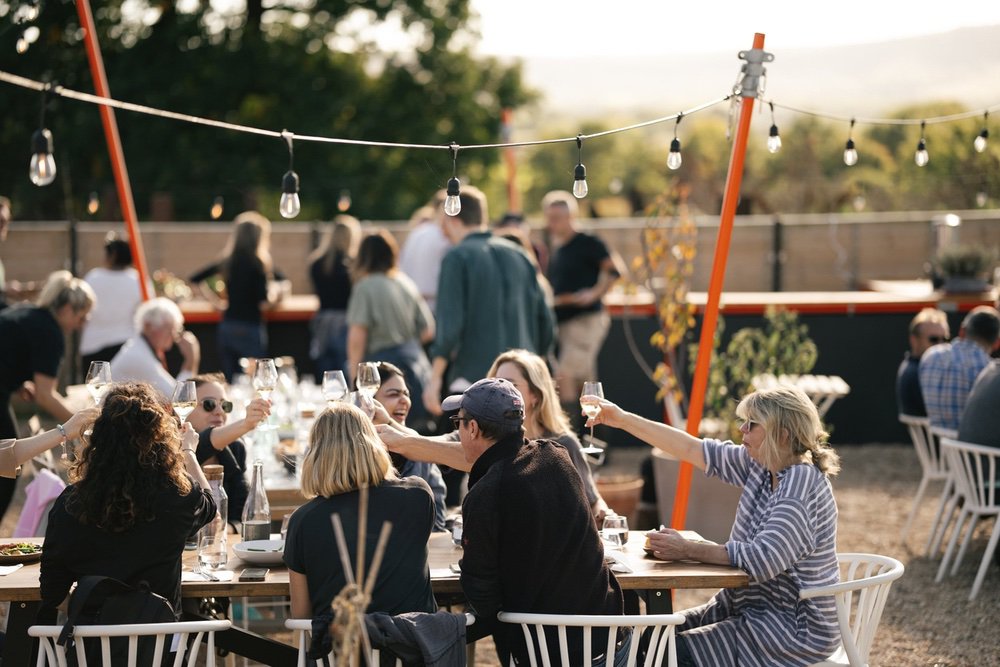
233, 539, 285, 565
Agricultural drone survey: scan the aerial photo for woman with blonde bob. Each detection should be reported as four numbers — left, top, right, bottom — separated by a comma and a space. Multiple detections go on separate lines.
284, 402, 437, 619
584, 385, 840, 667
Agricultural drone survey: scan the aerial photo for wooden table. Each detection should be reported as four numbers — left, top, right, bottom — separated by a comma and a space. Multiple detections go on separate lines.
1, 532, 747, 664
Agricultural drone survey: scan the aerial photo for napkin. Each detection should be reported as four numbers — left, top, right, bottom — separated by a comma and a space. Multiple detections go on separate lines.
0, 563, 24, 576
182, 570, 235, 582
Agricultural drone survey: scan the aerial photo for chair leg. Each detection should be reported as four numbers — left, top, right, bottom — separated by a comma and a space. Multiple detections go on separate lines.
969, 517, 1000, 601
926, 482, 957, 557
951, 511, 981, 576
936, 509, 969, 582
901, 474, 930, 542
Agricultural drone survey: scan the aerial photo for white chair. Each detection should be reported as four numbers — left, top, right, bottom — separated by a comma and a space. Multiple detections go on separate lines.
495, 612, 686, 667
799, 553, 904, 667
285, 617, 403, 667
923, 426, 960, 556
934, 438, 1000, 599
898, 414, 949, 542
29, 619, 231, 666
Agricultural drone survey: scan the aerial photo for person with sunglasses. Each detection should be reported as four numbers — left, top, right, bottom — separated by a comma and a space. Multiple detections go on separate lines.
186, 372, 270, 528
896, 307, 950, 417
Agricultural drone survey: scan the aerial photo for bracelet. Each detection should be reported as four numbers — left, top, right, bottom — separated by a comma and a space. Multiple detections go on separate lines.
182, 447, 197, 454
56, 424, 67, 445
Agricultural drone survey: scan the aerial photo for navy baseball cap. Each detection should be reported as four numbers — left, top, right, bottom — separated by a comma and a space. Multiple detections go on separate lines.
441, 378, 525, 432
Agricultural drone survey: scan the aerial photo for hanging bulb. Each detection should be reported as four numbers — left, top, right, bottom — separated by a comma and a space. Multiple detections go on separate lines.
337, 189, 352, 212
29, 128, 56, 186
23, 2, 40, 21
210, 196, 224, 220
16, 37, 29, 54
279, 170, 300, 218
87, 192, 100, 215
974, 129, 988, 153
667, 138, 682, 170
914, 138, 929, 167
767, 124, 782, 154
843, 139, 858, 166
444, 177, 462, 216
572, 163, 588, 199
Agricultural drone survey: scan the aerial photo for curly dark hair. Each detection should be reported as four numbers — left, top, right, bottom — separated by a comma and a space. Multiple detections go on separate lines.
65, 382, 192, 532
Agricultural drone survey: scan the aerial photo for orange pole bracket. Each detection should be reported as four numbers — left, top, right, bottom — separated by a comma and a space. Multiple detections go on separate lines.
75, 0, 152, 300
670, 33, 770, 529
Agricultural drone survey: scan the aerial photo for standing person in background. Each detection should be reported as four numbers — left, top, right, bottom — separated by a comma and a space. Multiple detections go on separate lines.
0, 270, 95, 520
190, 211, 286, 382
543, 191, 622, 410
346, 229, 435, 427
896, 307, 950, 417
308, 215, 361, 377
398, 191, 449, 313
80, 233, 147, 370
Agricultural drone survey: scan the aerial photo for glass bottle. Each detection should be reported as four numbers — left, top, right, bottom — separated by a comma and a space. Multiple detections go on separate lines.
452, 514, 464, 547
242, 459, 271, 542
202, 464, 229, 540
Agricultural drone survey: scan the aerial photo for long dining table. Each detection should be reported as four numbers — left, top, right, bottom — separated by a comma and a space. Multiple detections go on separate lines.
1, 531, 748, 665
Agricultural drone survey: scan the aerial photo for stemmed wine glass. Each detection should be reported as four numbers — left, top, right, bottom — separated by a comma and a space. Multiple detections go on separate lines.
85, 361, 112, 406
253, 358, 279, 431
580, 381, 605, 458
322, 370, 348, 405
171, 380, 197, 425
356, 362, 381, 400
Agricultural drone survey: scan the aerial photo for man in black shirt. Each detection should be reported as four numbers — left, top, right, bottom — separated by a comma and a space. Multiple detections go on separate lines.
896, 307, 949, 416
444, 378, 623, 665
544, 191, 622, 410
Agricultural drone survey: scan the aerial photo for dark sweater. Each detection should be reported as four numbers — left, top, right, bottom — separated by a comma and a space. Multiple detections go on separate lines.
460, 434, 623, 663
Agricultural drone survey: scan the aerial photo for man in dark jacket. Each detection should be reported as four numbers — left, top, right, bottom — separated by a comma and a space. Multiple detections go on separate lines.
443, 378, 623, 665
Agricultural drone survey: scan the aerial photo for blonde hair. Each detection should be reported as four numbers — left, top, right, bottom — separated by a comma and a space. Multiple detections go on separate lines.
37, 270, 96, 313
910, 307, 949, 338
299, 402, 396, 498
541, 190, 579, 217
222, 210, 273, 277
309, 215, 362, 275
735, 386, 840, 476
488, 349, 572, 436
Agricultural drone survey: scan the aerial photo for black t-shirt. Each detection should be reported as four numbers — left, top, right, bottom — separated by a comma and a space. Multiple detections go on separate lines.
196, 428, 249, 524
39, 478, 216, 622
190, 256, 283, 324
0, 304, 64, 392
283, 477, 437, 618
896, 353, 926, 417
546, 232, 611, 323
310, 253, 352, 311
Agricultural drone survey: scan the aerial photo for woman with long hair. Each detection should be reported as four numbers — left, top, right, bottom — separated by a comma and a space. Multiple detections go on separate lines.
284, 402, 436, 619
190, 211, 286, 381
39, 382, 216, 622
308, 215, 361, 376
0, 270, 95, 519
80, 233, 146, 369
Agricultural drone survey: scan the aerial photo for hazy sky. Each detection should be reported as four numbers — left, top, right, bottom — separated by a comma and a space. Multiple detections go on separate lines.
470, 0, 1000, 57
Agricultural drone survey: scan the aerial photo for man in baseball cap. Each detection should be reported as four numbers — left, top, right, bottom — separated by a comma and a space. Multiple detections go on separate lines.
441, 377, 525, 463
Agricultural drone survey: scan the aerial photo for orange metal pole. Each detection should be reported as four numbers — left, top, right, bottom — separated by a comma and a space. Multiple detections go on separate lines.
75, 0, 151, 300
670, 33, 766, 529
500, 108, 520, 213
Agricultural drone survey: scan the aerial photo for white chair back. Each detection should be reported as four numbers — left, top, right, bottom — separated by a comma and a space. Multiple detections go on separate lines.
29, 619, 231, 667
898, 414, 950, 542
285, 618, 401, 667
496, 612, 686, 667
799, 553, 904, 667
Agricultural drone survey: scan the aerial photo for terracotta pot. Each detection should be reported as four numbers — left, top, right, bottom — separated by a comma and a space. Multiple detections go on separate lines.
594, 474, 644, 525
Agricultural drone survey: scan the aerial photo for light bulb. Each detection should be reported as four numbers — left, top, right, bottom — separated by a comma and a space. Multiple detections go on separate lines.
87, 192, 100, 215
667, 137, 682, 170
337, 189, 352, 212
843, 139, 858, 166
16, 37, 29, 54
279, 170, 300, 218
24, 3, 39, 21
767, 124, 782, 154
29, 128, 56, 186
444, 177, 462, 216
210, 196, 224, 220
914, 139, 929, 167
974, 129, 988, 153
572, 163, 588, 199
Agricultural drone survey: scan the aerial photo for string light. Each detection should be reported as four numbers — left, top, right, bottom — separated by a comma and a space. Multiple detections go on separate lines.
974, 112, 989, 153
279, 130, 300, 219
210, 196, 224, 220
444, 143, 462, 216
87, 192, 99, 215
843, 118, 858, 166
915, 120, 929, 167
667, 114, 683, 170
572, 135, 588, 199
337, 189, 352, 212
29, 84, 56, 186
766, 102, 782, 154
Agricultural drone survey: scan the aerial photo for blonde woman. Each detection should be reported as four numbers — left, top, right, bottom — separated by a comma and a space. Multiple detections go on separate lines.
584, 385, 840, 667
0, 270, 95, 519
308, 215, 361, 376
284, 403, 436, 619
190, 211, 286, 381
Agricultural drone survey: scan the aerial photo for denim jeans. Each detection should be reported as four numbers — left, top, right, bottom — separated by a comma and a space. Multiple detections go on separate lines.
217, 318, 267, 382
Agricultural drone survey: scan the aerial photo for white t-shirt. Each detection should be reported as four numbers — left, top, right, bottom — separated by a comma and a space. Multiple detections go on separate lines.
398, 221, 451, 313
80, 267, 145, 355
110, 334, 191, 400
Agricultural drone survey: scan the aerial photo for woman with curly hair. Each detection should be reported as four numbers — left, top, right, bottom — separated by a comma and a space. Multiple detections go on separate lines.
39, 382, 216, 622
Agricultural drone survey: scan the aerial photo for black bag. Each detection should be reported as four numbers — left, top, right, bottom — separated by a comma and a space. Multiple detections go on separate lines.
57, 575, 177, 666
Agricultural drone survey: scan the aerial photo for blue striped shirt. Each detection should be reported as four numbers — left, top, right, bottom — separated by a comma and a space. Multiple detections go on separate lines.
679, 440, 840, 667
918, 339, 991, 430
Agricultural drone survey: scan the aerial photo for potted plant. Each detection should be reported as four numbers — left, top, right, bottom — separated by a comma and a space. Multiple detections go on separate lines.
933, 245, 997, 294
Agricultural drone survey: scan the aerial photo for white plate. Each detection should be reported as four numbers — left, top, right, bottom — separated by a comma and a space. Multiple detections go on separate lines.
233, 539, 285, 565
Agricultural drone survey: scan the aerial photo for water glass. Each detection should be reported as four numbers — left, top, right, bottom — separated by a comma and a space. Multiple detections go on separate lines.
602, 514, 629, 550
198, 533, 228, 572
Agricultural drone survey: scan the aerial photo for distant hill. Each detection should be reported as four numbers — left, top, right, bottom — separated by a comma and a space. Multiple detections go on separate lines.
514, 25, 1000, 119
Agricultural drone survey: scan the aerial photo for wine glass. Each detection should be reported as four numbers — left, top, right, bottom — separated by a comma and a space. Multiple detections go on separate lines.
171, 380, 197, 425
85, 361, 112, 406
253, 358, 279, 431
580, 381, 604, 455
322, 370, 348, 404
356, 362, 381, 400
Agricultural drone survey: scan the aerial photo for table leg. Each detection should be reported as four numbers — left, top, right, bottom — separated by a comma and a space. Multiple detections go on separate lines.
4, 600, 40, 665
645, 589, 674, 614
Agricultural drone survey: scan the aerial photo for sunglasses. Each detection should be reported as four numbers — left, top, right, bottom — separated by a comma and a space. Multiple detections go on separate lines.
926, 336, 945, 344
201, 398, 233, 413
449, 415, 473, 427
740, 419, 759, 432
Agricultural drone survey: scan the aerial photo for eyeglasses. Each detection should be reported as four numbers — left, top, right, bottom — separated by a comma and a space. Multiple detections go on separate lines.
449, 415, 472, 427
201, 398, 233, 413
739, 419, 759, 432
927, 335, 945, 344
